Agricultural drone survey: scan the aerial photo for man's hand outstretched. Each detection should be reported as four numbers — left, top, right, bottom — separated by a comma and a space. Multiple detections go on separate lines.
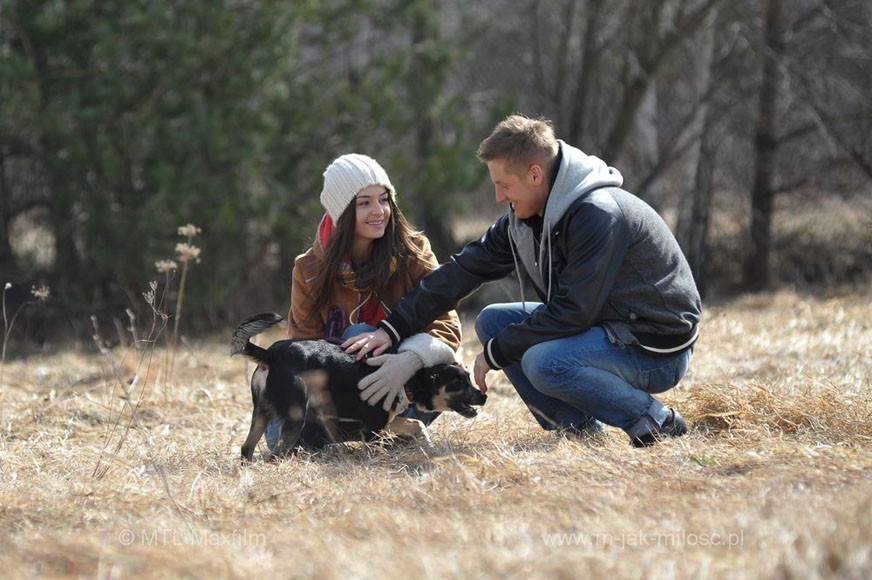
473, 352, 492, 393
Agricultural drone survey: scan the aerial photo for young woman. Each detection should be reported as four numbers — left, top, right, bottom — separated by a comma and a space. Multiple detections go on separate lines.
265, 154, 461, 451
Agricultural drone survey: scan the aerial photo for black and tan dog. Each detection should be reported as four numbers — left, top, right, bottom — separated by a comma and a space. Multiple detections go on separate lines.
231, 313, 487, 461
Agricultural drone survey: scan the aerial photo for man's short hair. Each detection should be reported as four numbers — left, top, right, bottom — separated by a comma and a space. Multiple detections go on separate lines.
477, 114, 559, 175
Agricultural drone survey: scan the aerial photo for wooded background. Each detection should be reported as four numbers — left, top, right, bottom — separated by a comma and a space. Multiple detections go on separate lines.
1, 0, 870, 345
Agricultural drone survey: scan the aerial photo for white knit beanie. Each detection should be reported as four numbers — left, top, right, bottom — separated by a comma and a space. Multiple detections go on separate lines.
319, 154, 396, 222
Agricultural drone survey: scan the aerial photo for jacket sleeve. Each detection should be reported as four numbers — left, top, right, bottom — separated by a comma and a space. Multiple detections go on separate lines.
379, 216, 517, 344
287, 259, 324, 339
411, 235, 463, 351
485, 202, 630, 368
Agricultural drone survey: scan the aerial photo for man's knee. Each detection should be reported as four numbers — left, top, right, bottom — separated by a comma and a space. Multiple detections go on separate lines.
474, 304, 501, 343
520, 342, 558, 387
476, 302, 543, 344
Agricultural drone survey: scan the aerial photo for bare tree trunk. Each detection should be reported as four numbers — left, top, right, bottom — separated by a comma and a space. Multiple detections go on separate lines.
677, 7, 717, 293
602, 0, 664, 165
566, 0, 603, 144
0, 149, 14, 270
414, 118, 455, 257
686, 120, 717, 297
677, 8, 716, 220
604, 75, 649, 165
49, 194, 80, 286
636, 81, 660, 208
408, 1, 454, 258
744, 0, 783, 291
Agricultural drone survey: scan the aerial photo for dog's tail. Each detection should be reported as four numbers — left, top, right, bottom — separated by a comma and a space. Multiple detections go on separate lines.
230, 312, 285, 362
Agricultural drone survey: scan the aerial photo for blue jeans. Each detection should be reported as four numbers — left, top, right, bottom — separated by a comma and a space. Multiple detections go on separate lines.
475, 303, 691, 439
264, 324, 437, 452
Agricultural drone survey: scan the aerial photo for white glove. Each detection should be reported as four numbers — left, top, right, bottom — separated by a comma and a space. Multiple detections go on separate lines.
357, 351, 424, 411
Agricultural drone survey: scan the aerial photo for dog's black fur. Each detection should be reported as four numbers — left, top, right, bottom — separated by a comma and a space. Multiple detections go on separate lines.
232, 313, 487, 461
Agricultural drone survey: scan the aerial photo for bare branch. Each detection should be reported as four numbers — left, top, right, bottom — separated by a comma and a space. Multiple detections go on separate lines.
777, 113, 872, 146
636, 111, 708, 196
772, 176, 812, 195
604, 0, 723, 161
785, 1, 826, 40
639, 0, 723, 76
779, 51, 872, 181
777, 123, 821, 145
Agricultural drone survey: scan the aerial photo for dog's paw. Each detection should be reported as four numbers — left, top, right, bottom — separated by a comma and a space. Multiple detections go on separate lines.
416, 432, 435, 451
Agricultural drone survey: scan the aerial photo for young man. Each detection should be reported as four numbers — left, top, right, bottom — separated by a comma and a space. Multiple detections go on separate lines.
345, 115, 701, 446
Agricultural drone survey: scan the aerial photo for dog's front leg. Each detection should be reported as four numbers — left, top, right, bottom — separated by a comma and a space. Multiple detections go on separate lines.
386, 416, 433, 448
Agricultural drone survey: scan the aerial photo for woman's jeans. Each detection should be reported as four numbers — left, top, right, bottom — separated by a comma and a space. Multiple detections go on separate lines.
475, 303, 691, 439
264, 324, 437, 452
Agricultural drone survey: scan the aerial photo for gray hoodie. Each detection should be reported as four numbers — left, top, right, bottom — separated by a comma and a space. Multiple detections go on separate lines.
508, 140, 624, 301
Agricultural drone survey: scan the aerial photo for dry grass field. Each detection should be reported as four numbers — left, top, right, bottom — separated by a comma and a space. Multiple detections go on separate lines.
1, 288, 870, 579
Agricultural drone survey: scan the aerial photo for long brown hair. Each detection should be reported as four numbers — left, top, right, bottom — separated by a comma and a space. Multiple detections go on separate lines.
310, 195, 427, 314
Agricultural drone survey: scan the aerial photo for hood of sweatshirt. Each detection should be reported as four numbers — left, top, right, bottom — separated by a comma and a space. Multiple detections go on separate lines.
507, 140, 623, 301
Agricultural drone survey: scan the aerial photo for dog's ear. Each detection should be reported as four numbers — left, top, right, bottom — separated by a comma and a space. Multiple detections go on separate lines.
409, 364, 446, 386
441, 363, 469, 380
429, 363, 456, 383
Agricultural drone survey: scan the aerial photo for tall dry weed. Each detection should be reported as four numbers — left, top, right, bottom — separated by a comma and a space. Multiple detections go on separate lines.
1, 283, 50, 393
167, 224, 202, 384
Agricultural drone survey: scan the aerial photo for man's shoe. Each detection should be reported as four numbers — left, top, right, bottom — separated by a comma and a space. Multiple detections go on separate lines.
559, 420, 606, 441
631, 408, 687, 447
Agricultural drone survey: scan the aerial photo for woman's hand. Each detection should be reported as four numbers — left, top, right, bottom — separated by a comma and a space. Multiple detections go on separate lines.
341, 328, 392, 360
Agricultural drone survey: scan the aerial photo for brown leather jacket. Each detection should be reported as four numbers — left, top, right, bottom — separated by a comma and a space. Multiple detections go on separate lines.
287, 232, 462, 350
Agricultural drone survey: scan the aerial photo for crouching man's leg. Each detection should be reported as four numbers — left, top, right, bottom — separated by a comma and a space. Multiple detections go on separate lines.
520, 327, 692, 446
475, 303, 603, 436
